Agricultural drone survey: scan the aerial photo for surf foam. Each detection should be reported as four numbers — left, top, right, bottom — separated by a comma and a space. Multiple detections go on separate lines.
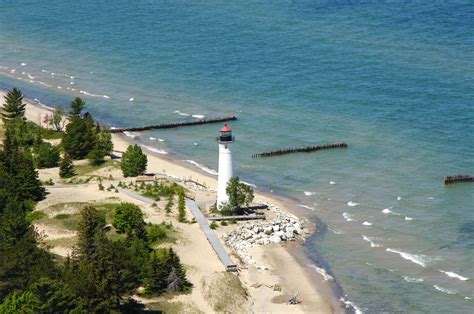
362, 235, 382, 248
185, 160, 218, 176
434, 285, 457, 295
347, 201, 360, 207
343, 212, 356, 222
304, 191, 315, 196
439, 270, 469, 281
403, 276, 424, 283
140, 144, 168, 155
386, 248, 428, 267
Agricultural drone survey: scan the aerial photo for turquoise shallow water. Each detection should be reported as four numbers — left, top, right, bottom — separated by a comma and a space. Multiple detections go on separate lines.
1, 1, 473, 312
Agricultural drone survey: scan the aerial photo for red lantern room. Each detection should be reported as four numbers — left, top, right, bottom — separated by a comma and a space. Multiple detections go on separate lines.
218, 124, 234, 143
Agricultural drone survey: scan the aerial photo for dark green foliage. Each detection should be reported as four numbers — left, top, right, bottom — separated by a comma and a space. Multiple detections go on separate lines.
88, 128, 113, 165
59, 155, 76, 178
120, 144, 147, 177
0, 129, 46, 202
0, 198, 57, 301
2, 88, 26, 122
62, 99, 96, 160
146, 223, 176, 246
209, 221, 218, 230
112, 203, 147, 240
177, 191, 187, 223
165, 195, 174, 214
144, 248, 191, 295
33, 142, 60, 168
226, 176, 254, 211
4, 120, 41, 148
28, 278, 81, 313
49, 107, 65, 132
0, 291, 41, 313
25, 210, 47, 222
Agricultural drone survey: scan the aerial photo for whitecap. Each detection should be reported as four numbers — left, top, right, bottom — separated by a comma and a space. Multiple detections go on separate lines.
241, 181, 257, 188
304, 191, 315, 196
362, 221, 372, 226
27, 73, 35, 79
41, 69, 49, 73
140, 144, 168, 155
103, 95, 110, 99
328, 227, 343, 234
51, 72, 55, 76
70, 82, 74, 85
434, 285, 457, 295
382, 208, 402, 216
174, 110, 190, 117
397, 196, 402, 201
403, 276, 424, 283
129, 97, 134, 101
123, 131, 138, 139
21, 62, 26, 66
405, 216, 414, 221
362, 235, 382, 248
428, 197, 435, 200
149, 137, 157, 140
339, 297, 363, 314
310, 265, 334, 282
185, 160, 218, 176
157, 138, 165, 142
347, 201, 360, 207
57, 86, 62, 89
343, 212, 356, 222
38, 81, 52, 87
299, 204, 314, 211
10, 69, 16, 73
330, 181, 336, 185
386, 248, 428, 267
192, 114, 205, 119
193, 142, 198, 146
439, 270, 469, 281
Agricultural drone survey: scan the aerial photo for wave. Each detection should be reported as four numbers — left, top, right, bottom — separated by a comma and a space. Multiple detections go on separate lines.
328, 227, 344, 234
381, 208, 402, 215
123, 131, 139, 139
343, 212, 356, 222
32, 98, 54, 110
21, 62, 27, 66
241, 181, 257, 188
79, 90, 110, 99
330, 181, 336, 185
405, 216, 414, 221
37, 81, 52, 87
149, 137, 157, 141
174, 110, 190, 116
434, 285, 457, 295
27, 73, 35, 79
140, 144, 168, 155
347, 201, 360, 207
192, 114, 205, 119
304, 191, 315, 196
397, 196, 402, 201
403, 276, 424, 283
185, 160, 218, 176
362, 235, 382, 248
129, 97, 134, 101
299, 204, 314, 211
158, 138, 165, 142
362, 221, 372, 226
310, 265, 334, 282
339, 297, 363, 314
386, 248, 429, 267
439, 270, 469, 281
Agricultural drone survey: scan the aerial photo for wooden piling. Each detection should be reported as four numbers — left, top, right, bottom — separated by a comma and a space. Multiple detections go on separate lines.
444, 174, 474, 184
252, 142, 347, 158
109, 115, 237, 133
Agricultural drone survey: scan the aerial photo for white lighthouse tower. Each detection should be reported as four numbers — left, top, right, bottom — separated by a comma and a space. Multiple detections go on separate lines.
217, 124, 234, 209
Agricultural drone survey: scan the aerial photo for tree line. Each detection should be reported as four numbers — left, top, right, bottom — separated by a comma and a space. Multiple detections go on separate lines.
0, 88, 190, 312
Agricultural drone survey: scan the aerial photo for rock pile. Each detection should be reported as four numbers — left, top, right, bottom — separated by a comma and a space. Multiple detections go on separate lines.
223, 203, 308, 266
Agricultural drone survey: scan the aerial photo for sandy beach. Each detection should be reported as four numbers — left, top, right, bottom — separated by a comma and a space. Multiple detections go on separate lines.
1, 90, 341, 313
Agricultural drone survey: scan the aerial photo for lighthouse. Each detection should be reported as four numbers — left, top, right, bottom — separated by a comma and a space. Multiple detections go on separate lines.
217, 124, 234, 208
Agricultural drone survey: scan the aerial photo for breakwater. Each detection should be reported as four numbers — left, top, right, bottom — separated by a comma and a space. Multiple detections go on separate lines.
252, 142, 347, 158
444, 174, 474, 184
109, 116, 237, 133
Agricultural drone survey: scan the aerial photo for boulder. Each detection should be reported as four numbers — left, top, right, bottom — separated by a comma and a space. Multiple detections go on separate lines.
270, 235, 281, 243
264, 226, 273, 235
272, 225, 280, 232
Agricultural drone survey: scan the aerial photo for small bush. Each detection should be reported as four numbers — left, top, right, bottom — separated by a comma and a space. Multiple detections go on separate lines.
121, 144, 147, 177
54, 213, 70, 220
220, 220, 228, 226
26, 211, 47, 222
209, 221, 218, 230
98, 183, 104, 190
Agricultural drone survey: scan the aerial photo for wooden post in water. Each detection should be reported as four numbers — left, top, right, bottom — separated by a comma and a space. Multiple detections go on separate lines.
252, 142, 347, 158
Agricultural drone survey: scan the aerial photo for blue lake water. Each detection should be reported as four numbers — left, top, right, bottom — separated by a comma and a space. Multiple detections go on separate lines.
0, 1, 473, 312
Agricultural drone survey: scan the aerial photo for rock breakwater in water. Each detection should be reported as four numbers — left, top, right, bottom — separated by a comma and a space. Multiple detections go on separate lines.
223, 203, 309, 266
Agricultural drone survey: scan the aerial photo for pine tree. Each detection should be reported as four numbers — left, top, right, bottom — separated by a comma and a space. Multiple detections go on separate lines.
120, 144, 147, 177
69, 97, 85, 117
59, 155, 76, 178
62, 99, 96, 159
88, 127, 113, 165
144, 250, 170, 295
165, 248, 191, 293
2, 88, 26, 123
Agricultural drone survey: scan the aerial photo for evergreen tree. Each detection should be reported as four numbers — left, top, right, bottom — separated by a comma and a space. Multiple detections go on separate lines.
49, 107, 65, 131
144, 249, 170, 295
62, 99, 96, 159
28, 278, 81, 313
88, 127, 113, 165
1, 88, 26, 123
59, 155, 76, 178
165, 248, 191, 293
33, 142, 60, 168
76, 206, 107, 261
120, 144, 147, 177
0, 291, 41, 313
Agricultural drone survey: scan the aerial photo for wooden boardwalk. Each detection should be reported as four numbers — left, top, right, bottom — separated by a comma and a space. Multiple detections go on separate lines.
207, 214, 265, 221
115, 186, 237, 271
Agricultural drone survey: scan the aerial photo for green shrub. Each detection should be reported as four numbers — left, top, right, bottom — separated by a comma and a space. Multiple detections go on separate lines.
54, 213, 70, 220
121, 144, 147, 177
209, 221, 218, 230
26, 211, 47, 222
34, 142, 60, 168
112, 203, 147, 240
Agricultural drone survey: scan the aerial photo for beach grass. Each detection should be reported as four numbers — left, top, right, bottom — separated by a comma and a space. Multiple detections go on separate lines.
201, 272, 248, 313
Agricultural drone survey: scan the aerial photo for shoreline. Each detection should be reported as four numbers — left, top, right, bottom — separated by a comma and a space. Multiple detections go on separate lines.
1, 87, 347, 313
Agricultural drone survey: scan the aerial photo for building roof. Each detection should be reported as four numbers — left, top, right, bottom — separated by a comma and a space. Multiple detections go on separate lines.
220, 124, 232, 132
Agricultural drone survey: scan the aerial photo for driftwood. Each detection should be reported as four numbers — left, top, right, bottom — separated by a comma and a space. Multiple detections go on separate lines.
109, 115, 237, 133
444, 174, 474, 184
287, 291, 299, 305
252, 142, 347, 158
